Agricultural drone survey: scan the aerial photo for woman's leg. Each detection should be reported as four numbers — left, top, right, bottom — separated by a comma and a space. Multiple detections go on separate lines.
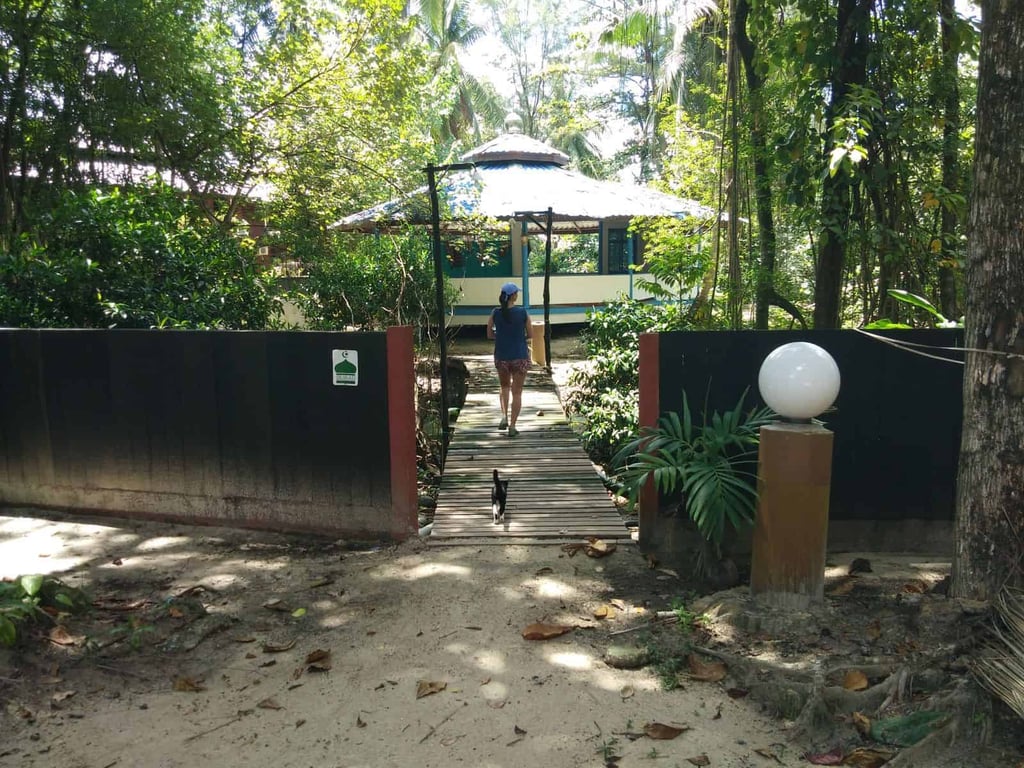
508, 369, 527, 431
497, 366, 511, 426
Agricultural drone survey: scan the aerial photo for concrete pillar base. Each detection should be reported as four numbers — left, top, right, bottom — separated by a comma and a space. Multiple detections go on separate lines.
750, 422, 833, 609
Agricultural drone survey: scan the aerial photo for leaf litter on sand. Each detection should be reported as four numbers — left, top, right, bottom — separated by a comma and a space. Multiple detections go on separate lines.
644, 722, 690, 739
686, 654, 727, 682
521, 622, 573, 640
305, 648, 332, 672
415, 680, 447, 699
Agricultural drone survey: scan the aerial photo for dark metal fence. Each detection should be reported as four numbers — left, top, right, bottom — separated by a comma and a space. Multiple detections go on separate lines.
651, 329, 964, 523
0, 328, 417, 539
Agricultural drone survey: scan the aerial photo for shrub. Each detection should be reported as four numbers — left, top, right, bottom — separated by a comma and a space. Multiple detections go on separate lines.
298, 229, 454, 331
0, 186, 277, 329
613, 390, 775, 555
565, 299, 694, 466
0, 575, 89, 647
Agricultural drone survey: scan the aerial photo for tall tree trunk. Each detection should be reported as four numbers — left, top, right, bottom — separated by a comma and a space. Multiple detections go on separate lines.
951, 1, 1024, 601
735, 0, 776, 330
726, 0, 742, 329
937, 0, 961, 320
813, 0, 872, 329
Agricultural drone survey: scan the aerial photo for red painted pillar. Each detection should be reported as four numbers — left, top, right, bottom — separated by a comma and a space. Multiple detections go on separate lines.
386, 326, 418, 540
638, 333, 660, 547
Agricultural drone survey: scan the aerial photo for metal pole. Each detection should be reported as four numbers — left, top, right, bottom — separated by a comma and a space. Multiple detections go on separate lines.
426, 164, 450, 458
543, 207, 553, 372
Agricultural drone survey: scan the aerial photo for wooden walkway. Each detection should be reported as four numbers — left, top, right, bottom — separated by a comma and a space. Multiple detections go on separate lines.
430, 356, 632, 541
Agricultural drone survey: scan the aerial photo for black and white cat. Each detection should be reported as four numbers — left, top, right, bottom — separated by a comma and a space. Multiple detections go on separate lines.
491, 469, 508, 524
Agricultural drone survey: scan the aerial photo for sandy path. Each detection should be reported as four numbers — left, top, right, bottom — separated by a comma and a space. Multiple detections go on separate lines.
0, 512, 803, 768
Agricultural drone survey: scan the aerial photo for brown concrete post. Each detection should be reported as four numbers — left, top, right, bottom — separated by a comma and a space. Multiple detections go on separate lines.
530, 321, 547, 366
749, 422, 833, 609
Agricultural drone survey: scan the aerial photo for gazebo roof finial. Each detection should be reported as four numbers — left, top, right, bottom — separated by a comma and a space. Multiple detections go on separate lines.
504, 112, 523, 134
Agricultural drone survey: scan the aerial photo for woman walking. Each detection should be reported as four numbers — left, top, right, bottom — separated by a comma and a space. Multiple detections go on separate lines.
487, 282, 531, 437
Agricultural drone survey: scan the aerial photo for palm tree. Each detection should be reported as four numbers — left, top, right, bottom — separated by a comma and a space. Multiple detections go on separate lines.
596, 0, 720, 180
408, 0, 507, 148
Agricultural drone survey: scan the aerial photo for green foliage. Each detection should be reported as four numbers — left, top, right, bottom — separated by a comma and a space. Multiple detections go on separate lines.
298, 230, 452, 331
0, 187, 277, 329
671, 595, 705, 634
565, 299, 694, 465
864, 289, 963, 329
613, 390, 775, 553
0, 575, 89, 647
631, 217, 710, 306
527, 234, 599, 275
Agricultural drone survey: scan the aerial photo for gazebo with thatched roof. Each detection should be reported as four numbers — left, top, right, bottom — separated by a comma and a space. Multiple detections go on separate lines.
333, 115, 711, 326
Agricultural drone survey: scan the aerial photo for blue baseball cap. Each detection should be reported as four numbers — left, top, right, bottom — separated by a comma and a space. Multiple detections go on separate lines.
500, 282, 520, 296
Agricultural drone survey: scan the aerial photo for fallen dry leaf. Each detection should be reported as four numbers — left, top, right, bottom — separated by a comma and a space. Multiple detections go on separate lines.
514, 724, 527, 735
262, 639, 296, 653
726, 687, 749, 699
593, 604, 616, 620
866, 619, 882, 642
827, 579, 857, 597
620, 685, 635, 700
852, 711, 872, 738
257, 697, 283, 710
644, 722, 689, 740
754, 746, 784, 763
902, 581, 927, 594
584, 538, 616, 558
47, 626, 84, 647
534, 567, 554, 576
168, 606, 185, 618
842, 747, 895, 768
521, 622, 572, 641
7, 703, 34, 721
173, 676, 206, 692
263, 599, 290, 612
356, 715, 366, 728
560, 543, 586, 557
50, 690, 76, 708
487, 699, 506, 709
306, 648, 330, 664
233, 636, 257, 643
686, 755, 710, 767
415, 680, 447, 699
687, 654, 727, 683
843, 670, 869, 691
804, 746, 845, 765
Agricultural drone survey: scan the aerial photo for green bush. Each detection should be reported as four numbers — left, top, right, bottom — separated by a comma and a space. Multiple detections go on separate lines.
298, 230, 453, 331
613, 390, 775, 555
0, 186, 277, 329
0, 575, 89, 647
565, 299, 694, 465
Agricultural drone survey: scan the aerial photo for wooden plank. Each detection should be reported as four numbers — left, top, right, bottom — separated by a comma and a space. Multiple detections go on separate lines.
431, 355, 625, 542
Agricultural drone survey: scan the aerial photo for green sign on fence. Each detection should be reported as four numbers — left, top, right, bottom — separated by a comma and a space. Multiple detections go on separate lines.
332, 349, 359, 386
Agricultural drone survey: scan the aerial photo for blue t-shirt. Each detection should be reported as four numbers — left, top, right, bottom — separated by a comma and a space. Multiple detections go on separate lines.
492, 306, 530, 361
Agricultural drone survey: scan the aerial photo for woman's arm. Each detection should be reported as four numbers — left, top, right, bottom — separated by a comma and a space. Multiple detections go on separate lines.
486, 309, 496, 340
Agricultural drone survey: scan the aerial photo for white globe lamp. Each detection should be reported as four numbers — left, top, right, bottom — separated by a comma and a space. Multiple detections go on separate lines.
757, 342, 840, 421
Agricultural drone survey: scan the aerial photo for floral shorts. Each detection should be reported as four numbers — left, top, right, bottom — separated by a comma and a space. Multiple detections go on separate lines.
494, 358, 530, 375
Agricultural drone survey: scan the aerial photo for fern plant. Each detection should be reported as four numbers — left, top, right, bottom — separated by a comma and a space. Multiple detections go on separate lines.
613, 390, 775, 555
